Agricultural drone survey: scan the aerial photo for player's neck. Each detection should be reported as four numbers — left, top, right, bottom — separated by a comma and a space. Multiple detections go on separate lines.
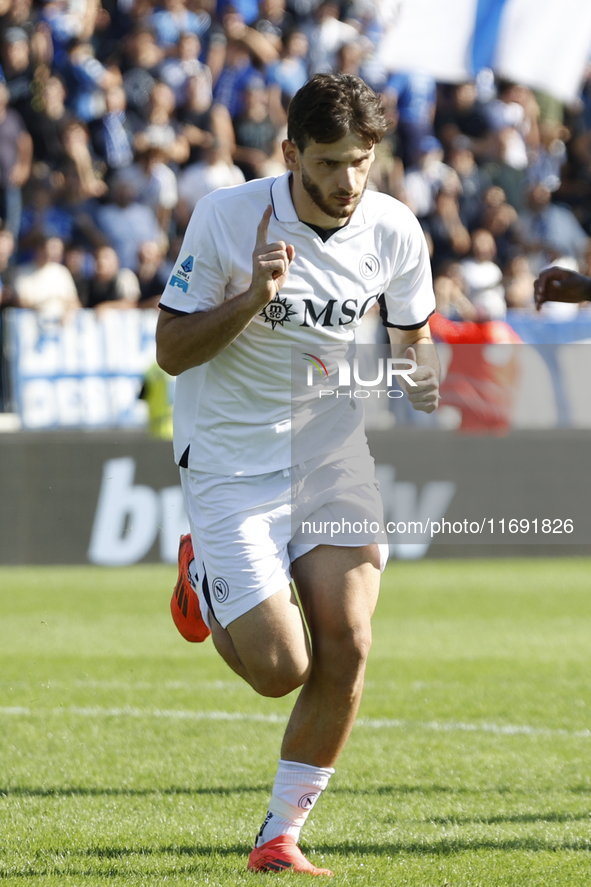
289, 175, 351, 230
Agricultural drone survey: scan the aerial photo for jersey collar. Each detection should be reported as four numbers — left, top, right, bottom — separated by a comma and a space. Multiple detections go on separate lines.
270, 171, 368, 230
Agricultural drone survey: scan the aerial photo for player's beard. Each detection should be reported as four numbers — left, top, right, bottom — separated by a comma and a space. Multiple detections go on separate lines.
301, 167, 367, 221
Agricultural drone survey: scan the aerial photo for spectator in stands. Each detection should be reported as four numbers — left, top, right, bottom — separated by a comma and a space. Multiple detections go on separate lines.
13, 233, 80, 321
26, 74, 73, 169
122, 145, 179, 232
478, 185, 520, 268
484, 81, 539, 210
335, 39, 366, 79
1, 0, 52, 62
0, 81, 32, 237
447, 135, 491, 230
19, 177, 76, 255
53, 161, 106, 252
85, 244, 140, 312
63, 38, 120, 123
423, 186, 471, 269
133, 80, 190, 164
220, 5, 279, 67
178, 69, 234, 165
384, 69, 437, 167
136, 239, 167, 308
517, 179, 590, 273
0, 228, 16, 307
503, 252, 536, 311
121, 24, 164, 118
149, 0, 210, 49
213, 38, 265, 120
432, 260, 477, 321
2, 0, 591, 359
158, 31, 209, 106
265, 28, 308, 126
304, 1, 359, 75
461, 228, 506, 320
95, 176, 161, 270
435, 81, 491, 157
176, 139, 244, 227
92, 84, 141, 174
255, 0, 295, 46
403, 135, 455, 219
1, 27, 34, 120
233, 80, 284, 180
40, 0, 100, 71
526, 118, 568, 196
62, 119, 108, 198
63, 242, 92, 306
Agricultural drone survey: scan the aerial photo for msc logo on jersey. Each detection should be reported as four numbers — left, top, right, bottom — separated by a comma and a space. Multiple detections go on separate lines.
260, 295, 296, 330
359, 254, 380, 280
212, 577, 230, 603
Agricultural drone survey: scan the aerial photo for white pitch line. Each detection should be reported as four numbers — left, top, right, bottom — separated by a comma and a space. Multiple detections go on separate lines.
0, 706, 589, 739
357, 716, 591, 739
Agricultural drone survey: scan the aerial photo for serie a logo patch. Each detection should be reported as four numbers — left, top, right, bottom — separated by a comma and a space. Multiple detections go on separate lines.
169, 254, 195, 293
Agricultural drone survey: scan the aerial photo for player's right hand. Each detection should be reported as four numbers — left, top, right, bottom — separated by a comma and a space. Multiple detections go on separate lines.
534, 267, 591, 309
403, 346, 440, 413
249, 205, 295, 307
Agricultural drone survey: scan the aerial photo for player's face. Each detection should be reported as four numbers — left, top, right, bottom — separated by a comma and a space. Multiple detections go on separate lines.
284, 133, 375, 226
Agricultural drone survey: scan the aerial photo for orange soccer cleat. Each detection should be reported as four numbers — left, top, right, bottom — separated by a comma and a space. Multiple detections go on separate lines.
248, 835, 333, 876
170, 534, 211, 643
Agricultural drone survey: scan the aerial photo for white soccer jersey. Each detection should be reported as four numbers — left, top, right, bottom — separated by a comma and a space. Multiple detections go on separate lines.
160, 172, 435, 475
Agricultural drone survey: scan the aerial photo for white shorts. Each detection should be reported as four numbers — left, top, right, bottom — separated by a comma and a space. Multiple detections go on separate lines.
180, 446, 388, 629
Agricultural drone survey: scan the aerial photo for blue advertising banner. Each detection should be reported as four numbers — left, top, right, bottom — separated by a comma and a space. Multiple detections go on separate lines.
6, 308, 158, 429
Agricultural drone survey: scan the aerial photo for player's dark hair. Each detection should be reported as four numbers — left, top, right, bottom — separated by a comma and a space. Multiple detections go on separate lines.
287, 73, 387, 151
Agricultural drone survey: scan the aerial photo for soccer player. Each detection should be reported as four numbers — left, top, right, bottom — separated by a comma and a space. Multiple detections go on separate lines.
534, 266, 591, 307
156, 73, 439, 876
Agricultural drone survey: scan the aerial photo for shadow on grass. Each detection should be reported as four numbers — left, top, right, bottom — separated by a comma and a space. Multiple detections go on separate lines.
310, 838, 591, 855
0, 783, 527, 799
0, 785, 267, 798
3, 837, 591, 879
425, 812, 591, 826
92, 837, 591, 856
80, 844, 252, 858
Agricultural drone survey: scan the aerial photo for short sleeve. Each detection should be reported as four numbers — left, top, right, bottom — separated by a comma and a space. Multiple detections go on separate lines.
379, 210, 435, 329
159, 197, 230, 315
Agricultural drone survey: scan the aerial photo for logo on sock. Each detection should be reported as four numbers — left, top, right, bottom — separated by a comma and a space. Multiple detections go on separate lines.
298, 792, 319, 810
256, 811, 274, 847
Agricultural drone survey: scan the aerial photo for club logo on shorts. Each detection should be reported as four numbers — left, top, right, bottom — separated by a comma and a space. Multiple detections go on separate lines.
298, 792, 319, 810
212, 577, 230, 603
359, 254, 380, 280
260, 295, 296, 330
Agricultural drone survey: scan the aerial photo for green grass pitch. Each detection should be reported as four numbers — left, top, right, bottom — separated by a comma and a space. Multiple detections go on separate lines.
1, 559, 590, 886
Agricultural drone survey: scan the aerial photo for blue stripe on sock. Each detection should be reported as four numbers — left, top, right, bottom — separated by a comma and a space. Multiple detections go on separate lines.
470, 0, 511, 74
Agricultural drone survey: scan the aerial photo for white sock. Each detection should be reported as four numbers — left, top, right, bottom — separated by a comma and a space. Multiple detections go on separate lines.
255, 759, 334, 847
188, 558, 211, 631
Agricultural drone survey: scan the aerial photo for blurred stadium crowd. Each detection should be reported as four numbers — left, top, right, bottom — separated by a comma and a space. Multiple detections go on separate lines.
0, 0, 589, 329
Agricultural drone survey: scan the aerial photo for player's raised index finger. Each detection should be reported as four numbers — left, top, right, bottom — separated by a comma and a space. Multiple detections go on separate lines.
256, 205, 273, 248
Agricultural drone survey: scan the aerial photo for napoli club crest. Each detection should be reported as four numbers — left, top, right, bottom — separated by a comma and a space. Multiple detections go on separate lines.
212, 577, 230, 603
359, 254, 380, 280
